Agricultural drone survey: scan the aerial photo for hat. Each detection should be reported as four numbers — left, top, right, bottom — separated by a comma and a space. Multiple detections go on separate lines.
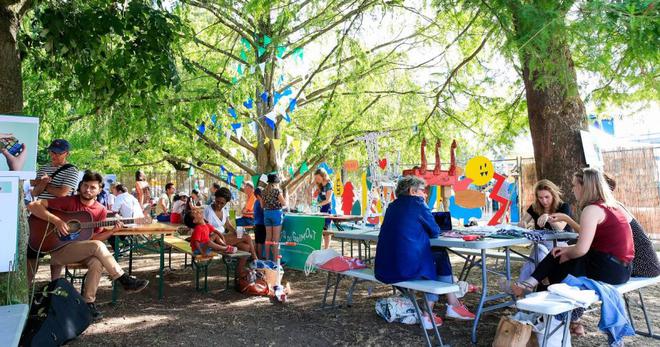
267, 173, 280, 184
48, 139, 70, 154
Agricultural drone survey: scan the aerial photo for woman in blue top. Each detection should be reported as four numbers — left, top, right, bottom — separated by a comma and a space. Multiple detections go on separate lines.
314, 168, 334, 249
252, 188, 266, 259
375, 176, 474, 328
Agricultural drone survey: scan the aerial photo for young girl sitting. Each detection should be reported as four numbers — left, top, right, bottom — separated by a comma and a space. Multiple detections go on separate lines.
186, 207, 236, 256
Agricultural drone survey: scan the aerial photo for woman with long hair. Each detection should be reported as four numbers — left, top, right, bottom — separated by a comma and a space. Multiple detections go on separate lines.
263, 174, 287, 261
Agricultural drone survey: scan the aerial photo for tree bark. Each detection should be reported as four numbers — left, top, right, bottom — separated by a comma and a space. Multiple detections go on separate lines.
521, 40, 587, 205
0, 4, 24, 113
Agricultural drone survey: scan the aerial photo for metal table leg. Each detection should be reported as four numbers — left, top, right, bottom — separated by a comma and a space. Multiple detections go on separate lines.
471, 249, 488, 344
158, 234, 165, 299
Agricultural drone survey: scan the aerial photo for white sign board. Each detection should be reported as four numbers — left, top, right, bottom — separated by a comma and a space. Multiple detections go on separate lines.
0, 115, 40, 179
0, 177, 19, 272
580, 130, 604, 170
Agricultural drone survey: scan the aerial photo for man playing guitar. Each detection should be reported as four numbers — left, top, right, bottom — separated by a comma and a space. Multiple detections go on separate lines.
28, 171, 149, 320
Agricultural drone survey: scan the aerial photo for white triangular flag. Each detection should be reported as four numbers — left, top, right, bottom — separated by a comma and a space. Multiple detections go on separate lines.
264, 111, 278, 122
235, 126, 243, 139
258, 62, 266, 74
260, 174, 268, 183
286, 135, 293, 148
249, 65, 256, 74
301, 140, 310, 153
250, 121, 258, 135
225, 130, 232, 141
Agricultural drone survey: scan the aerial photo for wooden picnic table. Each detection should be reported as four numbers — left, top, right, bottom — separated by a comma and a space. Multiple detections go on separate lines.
111, 222, 178, 305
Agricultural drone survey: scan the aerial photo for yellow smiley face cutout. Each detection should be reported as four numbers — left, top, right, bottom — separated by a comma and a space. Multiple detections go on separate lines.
465, 156, 494, 186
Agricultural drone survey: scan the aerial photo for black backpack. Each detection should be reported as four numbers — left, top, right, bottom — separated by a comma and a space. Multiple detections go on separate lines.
20, 279, 92, 347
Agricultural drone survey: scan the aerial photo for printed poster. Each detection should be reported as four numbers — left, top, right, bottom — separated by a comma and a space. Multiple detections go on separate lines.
0, 177, 19, 272
0, 115, 40, 179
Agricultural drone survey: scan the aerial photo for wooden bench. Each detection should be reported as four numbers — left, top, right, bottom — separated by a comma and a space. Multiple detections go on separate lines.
164, 235, 251, 292
64, 262, 88, 293
516, 275, 660, 347
321, 267, 459, 347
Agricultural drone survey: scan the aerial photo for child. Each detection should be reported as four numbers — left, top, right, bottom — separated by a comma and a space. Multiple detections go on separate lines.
186, 207, 236, 256
170, 193, 188, 224
253, 188, 266, 259
313, 168, 334, 249
263, 174, 287, 261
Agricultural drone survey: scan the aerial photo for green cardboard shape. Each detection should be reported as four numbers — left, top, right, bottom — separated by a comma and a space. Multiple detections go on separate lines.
280, 215, 324, 271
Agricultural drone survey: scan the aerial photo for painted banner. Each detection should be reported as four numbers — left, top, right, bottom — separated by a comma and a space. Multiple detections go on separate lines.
280, 214, 324, 271
0, 176, 19, 272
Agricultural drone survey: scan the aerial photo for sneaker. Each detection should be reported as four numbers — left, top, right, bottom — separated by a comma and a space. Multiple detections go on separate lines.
87, 303, 103, 321
446, 303, 476, 320
422, 313, 443, 330
117, 274, 149, 293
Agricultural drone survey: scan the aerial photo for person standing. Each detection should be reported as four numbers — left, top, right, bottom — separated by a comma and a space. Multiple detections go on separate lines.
135, 170, 152, 212
263, 174, 287, 261
313, 168, 334, 249
27, 139, 79, 284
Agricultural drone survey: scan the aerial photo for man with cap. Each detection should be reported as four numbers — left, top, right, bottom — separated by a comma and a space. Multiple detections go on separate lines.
236, 181, 256, 227
30, 139, 79, 200
27, 139, 80, 285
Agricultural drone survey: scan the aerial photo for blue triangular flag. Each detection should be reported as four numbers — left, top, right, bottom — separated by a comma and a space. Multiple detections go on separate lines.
282, 113, 291, 123
197, 123, 206, 135
221, 165, 226, 173
260, 91, 269, 103
277, 75, 284, 86
265, 117, 276, 130
282, 87, 292, 96
231, 123, 242, 130
210, 114, 217, 125
243, 98, 253, 109
289, 98, 297, 112
273, 91, 282, 106
227, 172, 233, 184
228, 107, 237, 119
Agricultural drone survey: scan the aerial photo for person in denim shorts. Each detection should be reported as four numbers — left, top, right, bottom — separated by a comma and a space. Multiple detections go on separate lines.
263, 174, 286, 261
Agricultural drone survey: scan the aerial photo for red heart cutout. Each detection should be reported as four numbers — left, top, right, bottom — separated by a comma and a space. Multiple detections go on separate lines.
378, 158, 387, 170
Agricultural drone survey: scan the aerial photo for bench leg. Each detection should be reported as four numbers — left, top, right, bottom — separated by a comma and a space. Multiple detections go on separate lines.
321, 272, 333, 308
346, 277, 360, 307
421, 290, 445, 347
321, 272, 344, 308
636, 289, 660, 339
540, 314, 552, 347
402, 288, 434, 347
167, 246, 172, 270
331, 272, 342, 307
204, 263, 209, 293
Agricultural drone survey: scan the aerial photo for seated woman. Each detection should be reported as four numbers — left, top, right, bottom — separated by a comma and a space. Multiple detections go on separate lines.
202, 187, 259, 273
517, 179, 572, 282
551, 173, 660, 278
512, 168, 634, 293
375, 176, 475, 329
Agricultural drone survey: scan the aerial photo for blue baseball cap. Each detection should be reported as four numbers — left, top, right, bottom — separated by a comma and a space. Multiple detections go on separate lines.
48, 139, 70, 153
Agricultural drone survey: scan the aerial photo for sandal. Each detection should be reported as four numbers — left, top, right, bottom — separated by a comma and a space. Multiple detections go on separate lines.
570, 322, 586, 336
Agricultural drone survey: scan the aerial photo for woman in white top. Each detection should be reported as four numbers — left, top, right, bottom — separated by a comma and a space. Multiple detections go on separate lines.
201, 187, 258, 274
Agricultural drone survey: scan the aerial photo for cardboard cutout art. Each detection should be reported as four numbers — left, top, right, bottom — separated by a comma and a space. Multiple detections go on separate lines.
402, 138, 458, 186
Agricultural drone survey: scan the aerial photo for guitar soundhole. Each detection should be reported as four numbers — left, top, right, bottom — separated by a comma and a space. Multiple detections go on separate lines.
59, 220, 82, 241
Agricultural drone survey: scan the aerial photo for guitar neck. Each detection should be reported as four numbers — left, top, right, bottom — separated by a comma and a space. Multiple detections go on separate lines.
80, 217, 142, 229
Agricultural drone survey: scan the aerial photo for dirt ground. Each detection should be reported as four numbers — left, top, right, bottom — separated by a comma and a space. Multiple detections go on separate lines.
32, 241, 659, 347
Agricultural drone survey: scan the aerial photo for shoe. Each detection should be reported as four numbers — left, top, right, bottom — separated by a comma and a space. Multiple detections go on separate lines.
446, 303, 475, 320
422, 313, 443, 330
117, 274, 149, 293
87, 303, 103, 321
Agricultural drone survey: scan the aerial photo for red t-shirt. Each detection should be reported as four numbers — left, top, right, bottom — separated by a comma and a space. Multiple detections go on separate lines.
590, 203, 634, 263
47, 195, 107, 234
190, 224, 213, 251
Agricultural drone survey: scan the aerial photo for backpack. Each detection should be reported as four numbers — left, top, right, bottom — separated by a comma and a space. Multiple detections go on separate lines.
237, 269, 271, 296
20, 278, 92, 347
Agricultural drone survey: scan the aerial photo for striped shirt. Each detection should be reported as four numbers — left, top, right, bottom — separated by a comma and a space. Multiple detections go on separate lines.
35, 164, 79, 200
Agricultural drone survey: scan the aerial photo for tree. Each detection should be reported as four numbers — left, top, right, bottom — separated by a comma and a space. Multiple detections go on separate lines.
0, 0, 30, 113
432, 0, 659, 199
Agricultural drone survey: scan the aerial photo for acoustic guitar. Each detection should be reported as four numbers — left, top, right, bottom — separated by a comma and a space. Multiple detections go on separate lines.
29, 208, 151, 253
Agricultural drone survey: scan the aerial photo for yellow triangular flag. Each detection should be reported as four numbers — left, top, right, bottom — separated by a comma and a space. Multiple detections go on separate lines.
272, 138, 281, 150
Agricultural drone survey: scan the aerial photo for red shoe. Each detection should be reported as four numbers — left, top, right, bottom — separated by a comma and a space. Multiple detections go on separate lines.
422, 313, 444, 329
446, 303, 475, 320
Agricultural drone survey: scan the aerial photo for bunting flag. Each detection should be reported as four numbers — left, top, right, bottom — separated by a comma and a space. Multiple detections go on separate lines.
260, 91, 269, 103
235, 175, 244, 190
231, 77, 238, 84
258, 62, 266, 73
251, 175, 260, 188
276, 45, 286, 58
288, 166, 295, 177
299, 162, 309, 174
318, 162, 334, 174
188, 166, 195, 177
282, 87, 293, 96
292, 139, 301, 152
220, 165, 226, 174
197, 122, 206, 135
227, 172, 233, 184
293, 47, 304, 61
240, 50, 248, 61
243, 98, 253, 109
249, 121, 258, 135
277, 74, 284, 86
249, 65, 256, 74
282, 113, 291, 123
260, 174, 268, 184
225, 129, 232, 141
301, 140, 310, 153
210, 114, 217, 125
237, 64, 244, 75
289, 99, 297, 113
273, 91, 282, 106
228, 107, 237, 119
263, 35, 272, 46
258, 46, 266, 57
241, 37, 251, 50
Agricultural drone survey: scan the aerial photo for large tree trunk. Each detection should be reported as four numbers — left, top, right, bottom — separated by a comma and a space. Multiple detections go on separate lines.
0, 3, 26, 114
521, 40, 587, 205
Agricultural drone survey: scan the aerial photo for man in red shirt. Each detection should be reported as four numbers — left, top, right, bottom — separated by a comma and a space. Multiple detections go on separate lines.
28, 171, 149, 320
